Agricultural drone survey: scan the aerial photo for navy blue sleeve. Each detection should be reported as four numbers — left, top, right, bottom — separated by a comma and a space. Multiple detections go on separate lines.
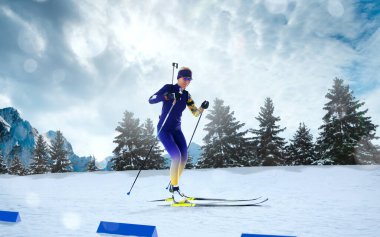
149, 84, 171, 104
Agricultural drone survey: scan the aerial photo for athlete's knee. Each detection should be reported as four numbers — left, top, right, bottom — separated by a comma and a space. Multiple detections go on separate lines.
180, 154, 188, 163
170, 150, 182, 161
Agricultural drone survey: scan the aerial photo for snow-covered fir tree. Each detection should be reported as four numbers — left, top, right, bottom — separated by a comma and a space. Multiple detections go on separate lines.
185, 155, 195, 169
9, 156, 27, 176
87, 156, 98, 172
197, 98, 250, 168
140, 118, 165, 169
9, 142, 22, 166
112, 111, 145, 171
0, 151, 8, 174
8, 143, 28, 175
50, 130, 72, 173
251, 97, 286, 166
316, 78, 378, 165
354, 138, 380, 164
286, 123, 316, 165
30, 135, 50, 174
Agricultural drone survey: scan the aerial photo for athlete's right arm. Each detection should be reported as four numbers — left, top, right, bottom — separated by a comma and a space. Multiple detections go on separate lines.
148, 84, 171, 104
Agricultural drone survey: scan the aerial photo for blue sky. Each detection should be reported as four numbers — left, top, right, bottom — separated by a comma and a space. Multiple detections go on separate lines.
0, 0, 379, 160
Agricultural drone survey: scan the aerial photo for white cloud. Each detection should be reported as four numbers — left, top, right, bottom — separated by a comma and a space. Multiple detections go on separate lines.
0, 94, 12, 108
327, 0, 345, 18
52, 69, 66, 84
63, 1, 109, 74
24, 58, 38, 73
264, 0, 289, 14
357, 27, 380, 84
75, 0, 378, 153
64, 23, 108, 59
1, 0, 379, 160
17, 27, 46, 56
0, 6, 46, 56
0, 76, 13, 108
364, 87, 380, 146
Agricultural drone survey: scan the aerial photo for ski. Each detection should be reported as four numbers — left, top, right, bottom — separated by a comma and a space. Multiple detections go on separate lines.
159, 198, 269, 207
150, 196, 263, 203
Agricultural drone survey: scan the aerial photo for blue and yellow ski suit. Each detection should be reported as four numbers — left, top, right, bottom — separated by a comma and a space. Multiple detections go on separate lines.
149, 84, 202, 186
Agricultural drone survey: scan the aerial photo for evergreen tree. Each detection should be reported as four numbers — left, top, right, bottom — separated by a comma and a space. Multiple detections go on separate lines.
316, 78, 378, 165
0, 151, 8, 174
354, 137, 380, 164
9, 156, 27, 176
50, 130, 72, 173
286, 123, 316, 165
9, 142, 22, 167
87, 156, 98, 172
251, 97, 286, 166
197, 98, 250, 168
30, 135, 50, 174
185, 155, 195, 169
141, 118, 165, 169
106, 158, 114, 171
112, 111, 145, 171
8, 143, 28, 175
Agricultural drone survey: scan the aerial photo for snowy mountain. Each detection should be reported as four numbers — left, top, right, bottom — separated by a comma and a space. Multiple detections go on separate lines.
0, 107, 38, 167
0, 115, 11, 132
188, 142, 202, 164
0, 107, 91, 171
97, 156, 113, 171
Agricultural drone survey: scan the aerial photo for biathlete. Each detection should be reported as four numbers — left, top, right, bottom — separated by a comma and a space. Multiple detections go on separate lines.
149, 67, 209, 203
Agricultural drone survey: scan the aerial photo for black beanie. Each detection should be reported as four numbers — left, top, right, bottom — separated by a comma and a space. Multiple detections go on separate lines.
177, 68, 192, 79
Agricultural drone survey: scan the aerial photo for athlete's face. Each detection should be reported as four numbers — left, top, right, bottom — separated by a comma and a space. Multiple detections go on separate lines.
178, 77, 191, 89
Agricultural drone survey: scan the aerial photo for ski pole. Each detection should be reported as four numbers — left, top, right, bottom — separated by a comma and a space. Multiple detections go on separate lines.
166, 112, 204, 190
127, 100, 177, 196
187, 112, 203, 149
127, 63, 178, 196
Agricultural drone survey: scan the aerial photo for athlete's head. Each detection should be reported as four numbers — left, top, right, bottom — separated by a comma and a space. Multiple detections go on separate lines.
177, 67, 192, 89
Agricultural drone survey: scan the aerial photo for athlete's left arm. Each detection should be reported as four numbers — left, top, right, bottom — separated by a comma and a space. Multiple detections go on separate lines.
186, 93, 204, 117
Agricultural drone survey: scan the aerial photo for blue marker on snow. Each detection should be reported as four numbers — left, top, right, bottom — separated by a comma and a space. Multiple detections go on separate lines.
97, 221, 158, 237
0, 210, 21, 223
241, 234, 296, 237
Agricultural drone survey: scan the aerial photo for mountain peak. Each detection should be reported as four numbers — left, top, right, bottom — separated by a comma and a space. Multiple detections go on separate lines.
45, 130, 57, 139
0, 107, 22, 126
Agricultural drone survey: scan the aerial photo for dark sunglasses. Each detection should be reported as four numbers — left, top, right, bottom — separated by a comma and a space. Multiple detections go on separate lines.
183, 77, 192, 81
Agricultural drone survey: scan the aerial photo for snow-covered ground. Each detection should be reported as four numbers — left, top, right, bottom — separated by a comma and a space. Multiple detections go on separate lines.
1, 165, 380, 237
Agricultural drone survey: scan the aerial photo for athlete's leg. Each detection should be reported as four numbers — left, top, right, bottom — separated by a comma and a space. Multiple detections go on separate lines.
172, 128, 188, 180
158, 130, 181, 186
